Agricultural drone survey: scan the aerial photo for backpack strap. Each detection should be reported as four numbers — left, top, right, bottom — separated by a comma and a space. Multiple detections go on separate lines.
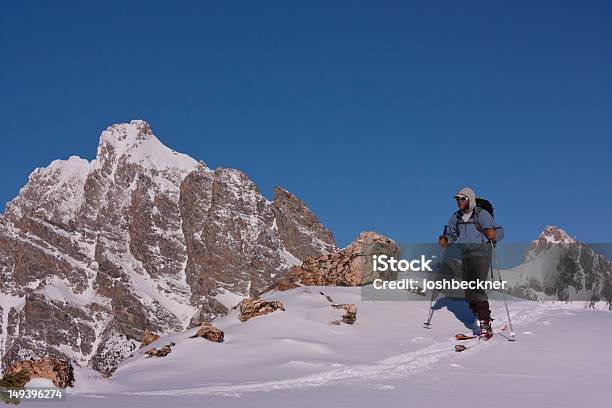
473, 207, 485, 236
456, 207, 486, 239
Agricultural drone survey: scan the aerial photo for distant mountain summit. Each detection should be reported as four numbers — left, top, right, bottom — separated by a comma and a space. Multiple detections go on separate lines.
505, 225, 612, 306
524, 225, 577, 263
0, 120, 335, 373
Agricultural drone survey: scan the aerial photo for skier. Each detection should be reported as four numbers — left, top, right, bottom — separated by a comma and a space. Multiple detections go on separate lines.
438, 187, 504, 339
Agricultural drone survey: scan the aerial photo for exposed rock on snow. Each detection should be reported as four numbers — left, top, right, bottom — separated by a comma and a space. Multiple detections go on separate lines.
144, 342, 175, 358
330, 303, 357, 325
287, 231, 400, 286
6, 357, 74, 388
188, 297, 229, 329
238, 298, 285, 322
0, 120, 335, 373
139, 329, 161, 348
190, 323, 224, 343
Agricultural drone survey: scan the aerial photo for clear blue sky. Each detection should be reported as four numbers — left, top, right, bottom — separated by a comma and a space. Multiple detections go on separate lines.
1, 1, 610, 247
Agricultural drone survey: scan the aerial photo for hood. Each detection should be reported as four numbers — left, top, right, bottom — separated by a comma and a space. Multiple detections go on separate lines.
454, 187, 476, 211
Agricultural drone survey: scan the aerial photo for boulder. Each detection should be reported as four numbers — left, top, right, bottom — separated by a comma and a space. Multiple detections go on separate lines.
5, 357, 74, 388
238, 298, 285, 322
144, 342, 175, 358
190, 323, 224, 342
288, 231, 400, 286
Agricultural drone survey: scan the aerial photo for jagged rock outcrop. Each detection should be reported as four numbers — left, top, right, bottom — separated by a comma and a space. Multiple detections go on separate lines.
237, 298, 285, 322
6, 357, 74, 388
0, 120, 335, 373
190, 323, 224, 342
271, 187, 335, 260
287, 231, 400, 286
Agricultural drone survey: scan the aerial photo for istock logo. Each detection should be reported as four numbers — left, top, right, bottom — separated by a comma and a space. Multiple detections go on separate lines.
372, 255, 435, 272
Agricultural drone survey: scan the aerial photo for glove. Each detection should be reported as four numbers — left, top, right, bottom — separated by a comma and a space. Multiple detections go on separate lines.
438, 235, 449, 248
485, 229, 497, 242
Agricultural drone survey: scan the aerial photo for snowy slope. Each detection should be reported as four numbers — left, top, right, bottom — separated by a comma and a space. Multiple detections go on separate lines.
41, 285, 612, 407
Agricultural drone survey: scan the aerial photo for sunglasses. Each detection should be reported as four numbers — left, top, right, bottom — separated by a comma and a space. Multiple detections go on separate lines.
456, 196, 469, 203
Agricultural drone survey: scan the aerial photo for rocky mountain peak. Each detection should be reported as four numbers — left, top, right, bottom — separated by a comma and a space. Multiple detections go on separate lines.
524, 225, 577, 263
98, 120, 155, 153
96, 120, 199, 173
536, 226, 577, 244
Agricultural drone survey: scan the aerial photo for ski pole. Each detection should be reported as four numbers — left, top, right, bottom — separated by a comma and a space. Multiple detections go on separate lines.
423, 289, 437, 329
424, 225, 447, 328
491, 243, 516, 341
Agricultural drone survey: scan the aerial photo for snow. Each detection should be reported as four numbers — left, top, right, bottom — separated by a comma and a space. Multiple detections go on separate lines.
98, 120, 198, 173
124, 255, 197, 325
45, 155, 90, 183
279, 248, 302, 267
25, 377, 56, 388
38, 276, 108, 307
6, 155, 90, 222
34, 285, 612, 407
214, 288, 245, 309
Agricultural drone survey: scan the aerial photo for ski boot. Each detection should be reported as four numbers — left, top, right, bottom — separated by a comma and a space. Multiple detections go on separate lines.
479, 319, 493, 340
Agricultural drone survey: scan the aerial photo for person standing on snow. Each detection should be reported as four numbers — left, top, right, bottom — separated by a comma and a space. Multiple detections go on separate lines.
438, 187, 504, 339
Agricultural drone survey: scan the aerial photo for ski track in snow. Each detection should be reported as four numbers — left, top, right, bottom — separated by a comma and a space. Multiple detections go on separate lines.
118, 303, 547, 398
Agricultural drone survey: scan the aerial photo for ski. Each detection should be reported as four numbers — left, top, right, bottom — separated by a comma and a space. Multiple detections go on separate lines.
454, 324, 509, 352
454, 336, 489, 352
455, 333, 477, 340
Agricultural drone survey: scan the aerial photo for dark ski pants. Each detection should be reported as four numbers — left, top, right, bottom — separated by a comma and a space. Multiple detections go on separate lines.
461, 255, 492, 321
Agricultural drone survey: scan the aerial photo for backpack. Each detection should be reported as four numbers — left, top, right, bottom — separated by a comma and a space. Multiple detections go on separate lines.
473, 197, 494, 237
475, 198, 494, 218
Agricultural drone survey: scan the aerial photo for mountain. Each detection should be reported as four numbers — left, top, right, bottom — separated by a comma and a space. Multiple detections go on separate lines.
505, 226, 612, 306
0, 120, 335, 373
523, 225, 577, 263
